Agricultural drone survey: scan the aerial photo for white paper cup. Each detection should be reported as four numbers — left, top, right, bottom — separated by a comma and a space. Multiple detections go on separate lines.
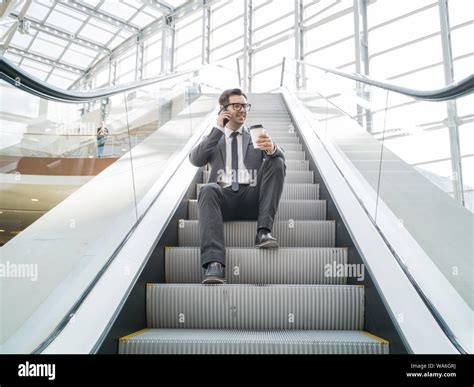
249, 125, 265, 149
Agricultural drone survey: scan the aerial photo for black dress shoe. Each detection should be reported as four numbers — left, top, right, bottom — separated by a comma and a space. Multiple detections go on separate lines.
255, 230, 279, 249
202, 262, 226, 284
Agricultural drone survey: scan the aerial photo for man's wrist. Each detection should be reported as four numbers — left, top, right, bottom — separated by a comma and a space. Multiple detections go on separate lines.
216, 125, 225, 133
265, 143, 277, 155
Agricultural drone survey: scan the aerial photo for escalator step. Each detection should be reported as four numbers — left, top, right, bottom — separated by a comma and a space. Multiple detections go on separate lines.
281, 159, 309, 170
277, 150, 307, 160
196, 183, 319, 200
257, 136, 300, 144
178, 220, 335, 247
146, 284, 364, 330
119, 329, 389, 354
188, 199, 326, 220
262, 133, 300, 140
204, 160, 308, 171
202, 170, 313, 184
273, 143, 302, 151
165, 247, 348, 284
260, 127, 297, 133
248, 118, 293, 123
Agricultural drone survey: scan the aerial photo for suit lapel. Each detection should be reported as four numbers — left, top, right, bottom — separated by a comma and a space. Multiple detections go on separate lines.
218, 135, 226, 166
242, 127, 251, 161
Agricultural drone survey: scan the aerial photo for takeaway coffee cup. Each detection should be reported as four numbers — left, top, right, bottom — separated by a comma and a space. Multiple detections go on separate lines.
249, 124, 265, 149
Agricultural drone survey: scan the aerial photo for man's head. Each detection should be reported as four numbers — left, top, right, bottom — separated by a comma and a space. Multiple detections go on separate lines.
218, 88, 249, 127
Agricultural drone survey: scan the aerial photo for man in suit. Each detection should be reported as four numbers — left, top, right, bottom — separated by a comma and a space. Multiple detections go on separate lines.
189, 89, 286, 284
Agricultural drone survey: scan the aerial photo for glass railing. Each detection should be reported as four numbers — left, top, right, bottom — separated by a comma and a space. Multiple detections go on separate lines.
0, 60, 238, 353
281, 57, 473, 353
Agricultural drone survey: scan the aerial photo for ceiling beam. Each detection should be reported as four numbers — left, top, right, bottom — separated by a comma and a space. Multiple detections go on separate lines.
0, 0, 31, 53
170, 0, 223, 20
18, 0, 57, 68
56, 0, 139, 33
45, 0, 107, 83
69, 18, 165, 89
141, 0, 173, 14
0, 22, 18, 53
9, 13, 110, 52
71, 0, 222, 89
172, 0, 203, 18
0, 0, 21, 21
8, 46, 84, 74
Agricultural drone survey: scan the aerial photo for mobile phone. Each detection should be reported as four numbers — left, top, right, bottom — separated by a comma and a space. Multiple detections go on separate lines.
220, 106, 229, 127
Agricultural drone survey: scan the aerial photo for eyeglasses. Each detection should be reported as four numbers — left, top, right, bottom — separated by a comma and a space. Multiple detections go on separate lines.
224, 103, 252, 112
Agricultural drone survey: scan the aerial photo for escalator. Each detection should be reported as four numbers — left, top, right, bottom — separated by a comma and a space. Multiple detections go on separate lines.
118, 93, 390, 354
1, 57, 471, 355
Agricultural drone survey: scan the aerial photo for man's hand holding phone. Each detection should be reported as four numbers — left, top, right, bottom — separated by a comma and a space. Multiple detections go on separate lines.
217, 108, 231, 128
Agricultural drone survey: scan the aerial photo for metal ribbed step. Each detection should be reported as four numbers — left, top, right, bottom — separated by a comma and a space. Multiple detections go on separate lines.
249, 110, 287, 113
252, 122, 293, 126
248, 117, 291, 121
262, 133, 299, 140
249, 104, 287, 107
248, 122, 293, 126
248, 101, 286, 105
249, 111, 288, 113
274, 143, 302, 151
277, 142, 303, 151
258, 136, 300, 144
249, 108, 288, 110
248, 113, 288, 117
119, 329, 389, 354
284, 160, 309, 170
249, 108, 289, 111
178, 220, 335, 247
264, 129, 298, 134
249, 124, 293, 129
248, 123, 295, 127
204, 159, 307, 172
197, 183, 319, 200
266, 129, 297, 133
278, 151, 306, 160
146, 284, 364, 330
165, 247, 347, 284
248, 110, 287, 113
202, 170, 313, 184
188, 199, 326, 220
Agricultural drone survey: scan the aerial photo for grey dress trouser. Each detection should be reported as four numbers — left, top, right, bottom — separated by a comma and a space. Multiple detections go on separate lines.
198, 156, 286, 268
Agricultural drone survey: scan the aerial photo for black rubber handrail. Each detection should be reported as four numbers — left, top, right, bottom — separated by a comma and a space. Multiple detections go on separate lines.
283, 57, 474, 101
3, 53, 472, 103
0, 56, 201, 103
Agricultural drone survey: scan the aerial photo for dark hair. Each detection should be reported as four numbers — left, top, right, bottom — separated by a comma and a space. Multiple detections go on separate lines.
218, 88, 247, 106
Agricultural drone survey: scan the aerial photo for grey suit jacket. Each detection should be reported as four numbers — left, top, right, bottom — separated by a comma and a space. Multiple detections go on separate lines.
189, 126, 286, 184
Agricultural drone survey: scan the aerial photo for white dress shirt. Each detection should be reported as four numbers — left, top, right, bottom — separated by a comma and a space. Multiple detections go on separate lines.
217, 125, 252, 187
216, 124, 276, 188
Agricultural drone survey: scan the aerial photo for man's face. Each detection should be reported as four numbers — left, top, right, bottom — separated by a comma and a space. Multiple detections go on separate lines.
226, 95, 248, 126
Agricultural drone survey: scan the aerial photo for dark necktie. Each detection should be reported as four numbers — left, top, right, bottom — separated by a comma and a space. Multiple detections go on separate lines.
231, 131, 239, 191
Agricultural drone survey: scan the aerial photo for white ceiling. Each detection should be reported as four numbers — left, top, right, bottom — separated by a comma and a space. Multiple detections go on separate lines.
1, 0, 194, 88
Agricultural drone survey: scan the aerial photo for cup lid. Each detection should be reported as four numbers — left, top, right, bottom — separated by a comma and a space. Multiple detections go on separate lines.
249, 124, 264, 129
